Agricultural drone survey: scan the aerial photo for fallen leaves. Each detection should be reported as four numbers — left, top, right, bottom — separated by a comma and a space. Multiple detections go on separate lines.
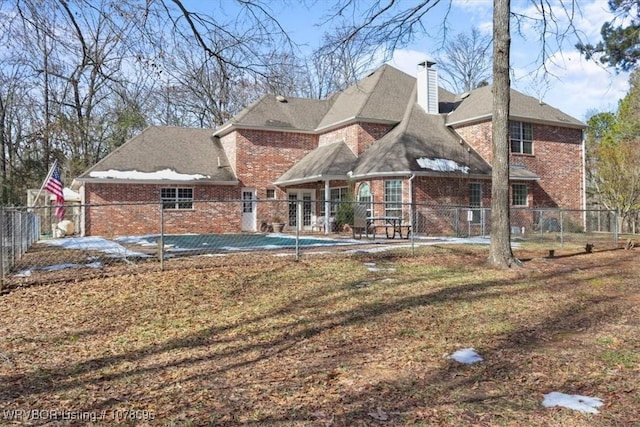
0, 246, 639, 425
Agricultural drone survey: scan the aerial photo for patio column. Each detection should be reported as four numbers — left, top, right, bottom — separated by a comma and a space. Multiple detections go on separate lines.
324, 180, 330, 234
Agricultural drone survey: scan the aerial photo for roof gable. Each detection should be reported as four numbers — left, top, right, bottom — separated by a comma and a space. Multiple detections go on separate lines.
226, 95, 332, 132
446, 84, 584, 127
316, 65, 416, 130
275, 141, 357, 186
78, 126, 237, 183
353, 91, 491, 177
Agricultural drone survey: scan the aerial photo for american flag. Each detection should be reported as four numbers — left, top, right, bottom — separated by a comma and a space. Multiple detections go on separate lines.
45, 161, 65, 220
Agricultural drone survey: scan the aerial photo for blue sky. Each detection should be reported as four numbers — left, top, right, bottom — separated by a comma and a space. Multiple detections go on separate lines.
259, 0, 632, 122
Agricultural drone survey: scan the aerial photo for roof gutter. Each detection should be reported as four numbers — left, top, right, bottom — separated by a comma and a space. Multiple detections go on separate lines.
214, 122, 318, 137
216, 117, 400, 138
314, 116, 398, 134
76, 178, 240, 186
447, 113, 585, 129
349, 170, 491, 180
274, 174, 350, 187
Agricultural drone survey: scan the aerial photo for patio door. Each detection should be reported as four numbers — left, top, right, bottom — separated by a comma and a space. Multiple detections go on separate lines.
241, 188, 256, 232
287, 190, 315, 230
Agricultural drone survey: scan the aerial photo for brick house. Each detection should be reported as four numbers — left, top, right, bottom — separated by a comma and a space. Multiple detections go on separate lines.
74, 62, 585, 236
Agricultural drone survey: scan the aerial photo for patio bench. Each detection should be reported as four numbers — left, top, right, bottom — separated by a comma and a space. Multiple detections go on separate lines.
385, 224, 412, 239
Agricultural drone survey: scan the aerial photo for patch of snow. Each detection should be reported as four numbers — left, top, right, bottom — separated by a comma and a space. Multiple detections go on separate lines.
14, 261, 103, 276
41, 263, 82, 272
417, 158, 469, 174
89, 168, 210, 181
367, 267, 396, 272
42, 236, 147, 257
449, 348, 483, 364
542, 392, 604, 414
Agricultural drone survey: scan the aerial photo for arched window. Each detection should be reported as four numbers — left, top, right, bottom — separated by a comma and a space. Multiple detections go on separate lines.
357, 183, 373, 218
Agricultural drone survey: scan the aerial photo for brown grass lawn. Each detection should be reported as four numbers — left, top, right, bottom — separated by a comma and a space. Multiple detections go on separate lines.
1, 244, 639, 426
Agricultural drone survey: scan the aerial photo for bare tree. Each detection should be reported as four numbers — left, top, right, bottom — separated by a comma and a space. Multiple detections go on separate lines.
305, 27, 373, 99
488, 0, 519, 267
0, 0, 300, 201
317, 0, 579, 268
436, 27, 493, 93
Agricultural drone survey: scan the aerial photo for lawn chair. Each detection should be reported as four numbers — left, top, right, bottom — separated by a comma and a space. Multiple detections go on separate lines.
312, 216, 335, 233
353, 204, 371, 239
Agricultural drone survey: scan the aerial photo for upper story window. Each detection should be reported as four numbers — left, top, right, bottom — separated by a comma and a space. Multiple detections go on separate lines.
161, 187, 193, 210
509, 121, 533, 155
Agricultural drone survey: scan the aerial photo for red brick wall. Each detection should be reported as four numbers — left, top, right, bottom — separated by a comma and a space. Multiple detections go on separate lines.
319, 123, 393, 155
83, 118, 583, 236
454, 120, 584, 210
235, 129, 318, 222
84, 183, 241, 236
455, 121, 494, 163
514, 125, 584, 210
219, 132, 237, 176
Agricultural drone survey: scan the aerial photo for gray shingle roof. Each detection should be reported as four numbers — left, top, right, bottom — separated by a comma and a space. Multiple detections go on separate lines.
316, 65, 416, 130
217, 95, 332, 134
352, 88, 492, 178
446, 84, 584, 127
509, 164, 540, 181
78, 126, 237, 183
215, 65, 426, 136
274, 141, 357, 185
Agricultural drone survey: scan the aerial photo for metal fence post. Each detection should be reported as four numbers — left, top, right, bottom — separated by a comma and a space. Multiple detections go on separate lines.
159, 203, 164, 271
410, 201, 415, 256
560, 209, 564, 248
0, 207, 4, 290
295, 199, 301, 261
614, 209, 619, 246
539, 210, 544, 242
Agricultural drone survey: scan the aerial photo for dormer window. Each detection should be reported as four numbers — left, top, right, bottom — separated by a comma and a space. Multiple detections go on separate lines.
509, 121, 533, 155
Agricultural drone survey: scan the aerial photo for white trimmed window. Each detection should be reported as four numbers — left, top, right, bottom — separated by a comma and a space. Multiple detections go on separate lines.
384, 180, 402, 218
469, 182, 482, 223
320, 187, 349, 216
161, 187, 193, 209
266, 188, 276, 199
357, 183, 373, 218
509, 121, 533, 154
511, 184, 528, 206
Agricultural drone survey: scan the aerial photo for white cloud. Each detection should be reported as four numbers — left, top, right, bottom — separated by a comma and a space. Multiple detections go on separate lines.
387, 49, 433, 77
512, 48, 630, 120
387, 0, 631, 121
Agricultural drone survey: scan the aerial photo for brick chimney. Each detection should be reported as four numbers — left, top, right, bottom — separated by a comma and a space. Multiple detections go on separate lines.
417, 60, 439, 114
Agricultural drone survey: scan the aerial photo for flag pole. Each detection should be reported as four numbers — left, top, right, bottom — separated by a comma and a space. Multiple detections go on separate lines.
33, 160, 58, 206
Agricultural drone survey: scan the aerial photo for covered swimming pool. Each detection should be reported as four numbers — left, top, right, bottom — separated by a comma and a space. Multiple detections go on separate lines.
123, 233, 363, 253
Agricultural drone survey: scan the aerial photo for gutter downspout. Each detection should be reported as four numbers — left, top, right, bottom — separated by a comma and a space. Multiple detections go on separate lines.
408, 174, 416, 228
408, 173, 416, 254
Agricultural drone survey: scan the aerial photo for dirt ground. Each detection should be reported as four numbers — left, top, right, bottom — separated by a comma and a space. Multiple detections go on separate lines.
0, 243, 638, 426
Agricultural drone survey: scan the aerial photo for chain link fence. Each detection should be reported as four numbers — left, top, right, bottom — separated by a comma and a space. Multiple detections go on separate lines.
1, 199, 625, 291
0, 208, 41, 281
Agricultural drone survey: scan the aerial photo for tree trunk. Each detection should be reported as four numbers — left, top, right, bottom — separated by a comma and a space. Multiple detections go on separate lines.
488, 0, 519, 268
